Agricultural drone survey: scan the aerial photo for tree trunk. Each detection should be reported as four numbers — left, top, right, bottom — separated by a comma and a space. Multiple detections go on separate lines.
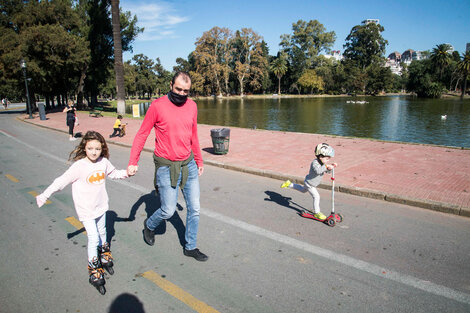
111, 0, 126, 114
277, 76, 281, 94
461, 69, 468, 99
238, 77, 244, 96
462, 77, 468, 99
77, 65, 88, 108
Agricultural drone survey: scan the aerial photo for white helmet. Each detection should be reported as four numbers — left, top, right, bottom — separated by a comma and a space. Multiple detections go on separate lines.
315, 143, 335, 157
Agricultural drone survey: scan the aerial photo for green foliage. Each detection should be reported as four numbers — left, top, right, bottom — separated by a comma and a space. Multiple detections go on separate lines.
2, 2, 458, 100
0, 0, 142, 105
280, 19, 336, 85
343, 23, 388, 70
406, 59, 445, 98
365, 64, 393, 95
457, 50, 470, 97
430, 44, 452, 80
297, 69, 324, 94
119, 9, 144, 53
270, 53, 288, 94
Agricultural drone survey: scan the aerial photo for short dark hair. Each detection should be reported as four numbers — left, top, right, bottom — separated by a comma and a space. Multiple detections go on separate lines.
171, 71, 191, 85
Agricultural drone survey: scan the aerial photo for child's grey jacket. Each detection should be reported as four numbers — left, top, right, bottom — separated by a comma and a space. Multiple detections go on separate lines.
304, 158, 329, 187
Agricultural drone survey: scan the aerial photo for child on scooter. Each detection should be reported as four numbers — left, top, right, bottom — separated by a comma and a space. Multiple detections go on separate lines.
281, 143, 337, 220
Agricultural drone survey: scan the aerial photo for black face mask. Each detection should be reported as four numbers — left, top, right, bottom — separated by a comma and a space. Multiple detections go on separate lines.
168, 91, 188, 106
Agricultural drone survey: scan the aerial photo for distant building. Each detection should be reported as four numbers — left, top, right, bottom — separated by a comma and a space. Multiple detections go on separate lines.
385, 59, 402, 75
401, 49, 415, 64
412, 51, 428, 61
323, 50, 343, 62
388, 51, 401, 62
362, 19, 380, 25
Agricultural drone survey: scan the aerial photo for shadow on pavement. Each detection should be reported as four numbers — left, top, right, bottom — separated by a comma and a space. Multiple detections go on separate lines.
108, 292, 145, 313
129, 190, 186, 248
264, 190, 307, 214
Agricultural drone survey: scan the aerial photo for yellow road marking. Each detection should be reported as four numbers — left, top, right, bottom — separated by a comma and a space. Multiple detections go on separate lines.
5, 174, 19, 183
65, 216, 86, 235
142, 270, 220, 313
28, 191, 51, 204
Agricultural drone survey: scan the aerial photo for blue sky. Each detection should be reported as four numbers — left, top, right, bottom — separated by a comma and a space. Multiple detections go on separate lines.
121, 0, 470, 71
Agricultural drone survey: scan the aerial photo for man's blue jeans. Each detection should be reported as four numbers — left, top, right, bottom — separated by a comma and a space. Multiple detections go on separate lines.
146, 159, 200, 250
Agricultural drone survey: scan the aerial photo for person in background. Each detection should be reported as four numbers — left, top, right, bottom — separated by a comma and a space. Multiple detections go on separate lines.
63, 100, 77, 141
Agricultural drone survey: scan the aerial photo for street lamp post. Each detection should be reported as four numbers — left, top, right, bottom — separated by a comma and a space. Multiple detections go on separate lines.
20, 59, 33, 119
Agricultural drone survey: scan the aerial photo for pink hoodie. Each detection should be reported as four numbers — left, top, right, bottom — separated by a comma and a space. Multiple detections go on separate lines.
39, 157, 127, 221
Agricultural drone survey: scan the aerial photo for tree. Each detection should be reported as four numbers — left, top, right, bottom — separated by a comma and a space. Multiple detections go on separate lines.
189, 70, 204, 95
84, 0, 141, 106
270, 53, 288, 94
132, 54, 156, 98
280, 19, 336, 79
123, 60, 137, 96
406, 59, 445, 98
173, 57, 191, 73
231, 28, 267, 96
111, 0, 125, 114
343, 22, 388, 70
297, 69, 324, 94
365, 64, 393, 95
430, 44, 452, 80
154, 57, 171, 96
193, 27, 232, 96
0, 0, 90, 107
458, 50, 470, 98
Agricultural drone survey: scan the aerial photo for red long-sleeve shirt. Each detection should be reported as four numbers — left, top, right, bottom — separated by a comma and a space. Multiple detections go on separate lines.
128, 95, 203, 167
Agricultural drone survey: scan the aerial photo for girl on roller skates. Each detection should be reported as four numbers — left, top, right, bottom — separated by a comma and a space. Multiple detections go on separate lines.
36, 131, 129, 294
280, 143, 337, 220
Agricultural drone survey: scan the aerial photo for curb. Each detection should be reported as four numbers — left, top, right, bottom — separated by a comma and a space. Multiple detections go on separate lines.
204, 159, 470, 218
19, 116, 470, 218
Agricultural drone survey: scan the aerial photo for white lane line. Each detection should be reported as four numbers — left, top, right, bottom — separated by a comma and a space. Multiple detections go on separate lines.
203, 210, 470, 305
5, 130, 470, 305
1, 130, 66, 163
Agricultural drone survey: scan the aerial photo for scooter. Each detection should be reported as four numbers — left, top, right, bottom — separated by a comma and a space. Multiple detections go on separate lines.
300, 168, 343, 227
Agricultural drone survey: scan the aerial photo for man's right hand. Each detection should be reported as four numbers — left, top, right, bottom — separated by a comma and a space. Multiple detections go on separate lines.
127, 165, 138, 176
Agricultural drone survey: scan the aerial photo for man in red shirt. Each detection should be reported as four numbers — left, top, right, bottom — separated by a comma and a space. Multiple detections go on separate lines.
127, 72, 207, 261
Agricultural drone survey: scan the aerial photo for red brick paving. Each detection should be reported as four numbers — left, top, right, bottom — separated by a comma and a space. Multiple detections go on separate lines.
22, 110, 470, 216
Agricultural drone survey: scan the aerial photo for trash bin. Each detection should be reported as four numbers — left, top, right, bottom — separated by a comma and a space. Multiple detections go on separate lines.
38, 102, 46, 120
210, 128, 230, 155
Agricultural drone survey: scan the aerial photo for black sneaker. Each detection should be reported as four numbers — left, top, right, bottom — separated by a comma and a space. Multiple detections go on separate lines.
143, 218, 155, 246
183, 248, 208, 262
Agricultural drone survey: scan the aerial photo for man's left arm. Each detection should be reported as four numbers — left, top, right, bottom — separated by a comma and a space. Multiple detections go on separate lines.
191, 108, 204, 176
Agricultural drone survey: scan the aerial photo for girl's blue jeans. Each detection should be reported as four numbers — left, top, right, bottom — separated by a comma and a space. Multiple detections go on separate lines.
146, 159, 200, 250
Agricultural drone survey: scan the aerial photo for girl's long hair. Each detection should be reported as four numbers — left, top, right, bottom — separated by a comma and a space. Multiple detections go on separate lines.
69, 131, 109, 161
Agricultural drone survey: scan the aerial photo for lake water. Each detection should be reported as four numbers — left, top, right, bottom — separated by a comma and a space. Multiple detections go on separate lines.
130, 96, 470, 148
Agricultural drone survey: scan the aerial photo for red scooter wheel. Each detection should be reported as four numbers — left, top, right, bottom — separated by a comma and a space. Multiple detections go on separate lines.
335, 214, 343, 223
327, 218, 336, 227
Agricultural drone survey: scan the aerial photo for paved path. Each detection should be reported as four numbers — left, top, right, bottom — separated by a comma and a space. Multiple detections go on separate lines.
20, 110, 470, 217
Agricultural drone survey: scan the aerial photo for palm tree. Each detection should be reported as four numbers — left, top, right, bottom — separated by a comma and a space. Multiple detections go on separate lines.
111, 0, 125, 114
430, 44, 452, 80
458, 50, 470, 99
270, 54, 288, 94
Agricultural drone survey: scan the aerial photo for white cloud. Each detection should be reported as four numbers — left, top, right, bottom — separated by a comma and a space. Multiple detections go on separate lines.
121, 1, 189, 41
